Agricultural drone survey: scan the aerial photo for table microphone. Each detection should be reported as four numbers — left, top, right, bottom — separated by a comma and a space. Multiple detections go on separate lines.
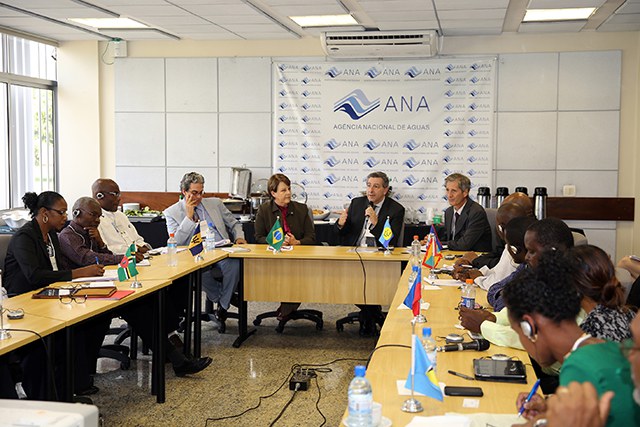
437, 339, 490, 352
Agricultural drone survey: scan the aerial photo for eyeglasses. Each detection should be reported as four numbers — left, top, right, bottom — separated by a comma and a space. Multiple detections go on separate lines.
47, 207, 67, 216
619, 338, 640, 358
58, 285, 87, 304
78, 209, 101, 218
187, 190, 205, 197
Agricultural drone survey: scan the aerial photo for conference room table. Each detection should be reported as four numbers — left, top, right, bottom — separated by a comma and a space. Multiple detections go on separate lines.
353, 262, 536, 425
3, 278, 173, 403
226, 244, 410, 347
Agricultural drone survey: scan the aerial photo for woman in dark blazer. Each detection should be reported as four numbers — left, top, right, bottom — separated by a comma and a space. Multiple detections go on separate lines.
254, 173, 316, 319
3, 191, 104, 400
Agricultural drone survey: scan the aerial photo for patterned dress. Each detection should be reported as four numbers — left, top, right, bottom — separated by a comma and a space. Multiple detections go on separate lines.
579, 304, 636, 342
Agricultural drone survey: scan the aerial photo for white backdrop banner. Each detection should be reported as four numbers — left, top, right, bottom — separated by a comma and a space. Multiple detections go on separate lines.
273, 58, 495, 218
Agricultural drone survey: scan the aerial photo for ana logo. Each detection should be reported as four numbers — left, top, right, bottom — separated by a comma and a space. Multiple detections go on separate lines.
301, 153, 309, 160
301, 77, 310, 84
325, 139, 339, 150
468, 130, 477, 137
364, 139, 380, 151
279, 76, 288, 83
300, 179, 309, 186
444, 116, 454, 123
468, 116, 478, 123
443, 142, 464, 150
470, 63, 491, 71
325, 174, 338, 185
325, 67, 342, 78
302, 64, 320, 72
302, 103, 320, 110
445, 77, 455, 84
393, 194, 401, 201
417, 207, 426, 214
279, 102, 288, 109
444, 90, 454, 97
278, 115, 288, 122
469, 89, 479, 97
334, 89, 380, 120
467, 169, 478, 176
384, 95, 430, 112
278, 64, 287, 72
468, 155, 488, 163
443, 155, 463, 163
301, 166, 309, 173
278, 128, 288, 135
468, 142, 489, 150
278, 140, 287, 147
403, 175, 419, 186
442, 169, 453, 176
446, 64, 466, 72
404, 139, 419, 151
277, 166, 287, 173
301, 116, 310, 123
279, 89, 287, 97
366, 67, 381, 78
364, 157, 380, 168
470, 76, 479, 84
405, 66, 422, 78
346, 192, 357, 200
469, 103, 490, 111
418, 193, 427, 201
403, 157, 419, 168
445, 103, 454, 111
324, 156, 339, 167
278, 154, 287, 161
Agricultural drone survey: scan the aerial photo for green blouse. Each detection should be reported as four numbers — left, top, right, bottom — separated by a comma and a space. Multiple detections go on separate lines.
561, 341, 640, 427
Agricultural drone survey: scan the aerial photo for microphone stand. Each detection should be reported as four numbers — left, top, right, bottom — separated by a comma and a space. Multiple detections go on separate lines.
402, 318, 424, 413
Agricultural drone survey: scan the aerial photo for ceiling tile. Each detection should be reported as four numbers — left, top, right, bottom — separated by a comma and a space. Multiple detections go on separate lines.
433, 0, 509, 10
437, 9, 507, 19
519, 21, 587, 32
359, 1, 433, 12
528, 0, 606, 8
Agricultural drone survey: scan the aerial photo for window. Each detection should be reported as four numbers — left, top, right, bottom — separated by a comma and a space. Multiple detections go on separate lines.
0, 33, 57, 210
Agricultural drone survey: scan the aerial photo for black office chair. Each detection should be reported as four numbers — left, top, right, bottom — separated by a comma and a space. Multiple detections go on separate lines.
253, 307, 323, 334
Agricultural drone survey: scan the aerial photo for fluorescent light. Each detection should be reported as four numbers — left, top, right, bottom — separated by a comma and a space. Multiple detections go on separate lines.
289, 14, 358, 28
523, 8, 596, 22
69, 18, 148, 29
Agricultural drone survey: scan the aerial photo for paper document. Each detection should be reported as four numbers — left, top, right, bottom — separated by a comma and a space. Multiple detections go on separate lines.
221, 246, 251, 253
423, 279, 463, 287
72, 270, 119, 282
136, 259, 151, 266
347, 247, 377, 253
148, 247, 189, 255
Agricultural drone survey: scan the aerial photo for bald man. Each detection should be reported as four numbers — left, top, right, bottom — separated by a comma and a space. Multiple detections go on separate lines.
92, 178, 150, 256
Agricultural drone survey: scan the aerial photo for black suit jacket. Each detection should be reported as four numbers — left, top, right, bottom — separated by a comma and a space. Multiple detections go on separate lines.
337, 196, 405, 247
439, 199, 492, 252
3, 219, 72, 295
254, 200, 316, 245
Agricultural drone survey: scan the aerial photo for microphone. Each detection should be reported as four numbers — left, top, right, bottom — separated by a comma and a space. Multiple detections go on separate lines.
365, 200, 375, 217
437, 339, 490, 352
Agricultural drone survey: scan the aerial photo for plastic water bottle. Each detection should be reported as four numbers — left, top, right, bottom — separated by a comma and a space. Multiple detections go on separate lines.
461, 278, 476, 309
408, 235, 422, 288
347, 365, 373, 427
167, 233, 178, 267
422, 327, 437, 370
205, 222, 216, 251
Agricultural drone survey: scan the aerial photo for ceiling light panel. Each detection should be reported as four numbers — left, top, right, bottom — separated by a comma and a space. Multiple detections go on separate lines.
519, 21, 587, 32
524, 8, 595, 21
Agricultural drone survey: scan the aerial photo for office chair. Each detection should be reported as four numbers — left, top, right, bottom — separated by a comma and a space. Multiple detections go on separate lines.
253, 307, 323, 334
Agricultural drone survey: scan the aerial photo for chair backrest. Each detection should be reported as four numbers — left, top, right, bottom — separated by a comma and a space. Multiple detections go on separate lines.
485, 208, 499, 250
396, 221, 405, 248
0, 233, 12, 273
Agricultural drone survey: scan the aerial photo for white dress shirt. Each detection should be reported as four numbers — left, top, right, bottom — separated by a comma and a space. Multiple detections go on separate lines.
474, 244, 518, 291
97, 209, 150, 255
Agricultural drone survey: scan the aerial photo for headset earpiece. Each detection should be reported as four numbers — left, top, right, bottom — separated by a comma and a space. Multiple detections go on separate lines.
73, 209, 80, 218
520, 320, 536, 340
96, 192, 104, 199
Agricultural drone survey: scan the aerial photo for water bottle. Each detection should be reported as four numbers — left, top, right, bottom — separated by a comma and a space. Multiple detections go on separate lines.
347, 365, 373, 427
205, 222, 216, 251
407, 235, 421, 289
422, 327, 437, 370
461, 278, 476, 309
534, 187, 547, 220
167, 233, 178, 267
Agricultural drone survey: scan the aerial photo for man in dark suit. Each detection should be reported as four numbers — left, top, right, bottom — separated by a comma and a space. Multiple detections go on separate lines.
336, 171, 405, 336
438, 173, 492, 252
337, 171, 405, 247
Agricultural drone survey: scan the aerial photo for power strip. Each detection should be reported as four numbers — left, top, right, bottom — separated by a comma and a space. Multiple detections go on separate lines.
289, 368, 313, 391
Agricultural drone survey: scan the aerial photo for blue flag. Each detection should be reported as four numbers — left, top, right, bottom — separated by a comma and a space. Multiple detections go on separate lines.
403, 266, 422, 316
189, 223, 204, 256
378, 216, 393, 248
429, 224, 443, 251
405, 335, 443, 401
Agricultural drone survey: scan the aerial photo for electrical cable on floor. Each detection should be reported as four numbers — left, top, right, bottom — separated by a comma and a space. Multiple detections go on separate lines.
5, 328, 58, 401
353, 246, 367, 304
268, 383, 299, 427
313, 376, 327, 427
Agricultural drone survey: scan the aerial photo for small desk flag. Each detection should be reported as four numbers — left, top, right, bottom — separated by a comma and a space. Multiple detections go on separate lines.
378, 216, 393, 248
189, 223, 204, 256
117, 244, 139, 281
405, 335, 443, 401
403, 266, 422, 316
267, 217, 284, 251
422, 227, 443, 269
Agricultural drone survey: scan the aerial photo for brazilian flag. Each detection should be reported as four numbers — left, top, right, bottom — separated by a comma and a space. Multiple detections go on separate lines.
267, 217, 284, 251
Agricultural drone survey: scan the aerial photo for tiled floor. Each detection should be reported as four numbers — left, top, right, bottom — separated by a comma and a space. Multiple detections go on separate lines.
93, 302, 380, 426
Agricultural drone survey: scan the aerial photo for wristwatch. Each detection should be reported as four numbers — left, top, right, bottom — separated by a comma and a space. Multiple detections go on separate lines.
533, 419, 548, 427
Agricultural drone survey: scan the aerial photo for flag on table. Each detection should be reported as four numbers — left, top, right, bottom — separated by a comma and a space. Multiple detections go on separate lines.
405, 335, 443, 401
429, 224, 443, 251
403, 265, 422, 316
117, 244, 139, 281
422, 230, 442, 269
189, 223, 204, 256
378, 216, 393, 248
266, 217, 284, 251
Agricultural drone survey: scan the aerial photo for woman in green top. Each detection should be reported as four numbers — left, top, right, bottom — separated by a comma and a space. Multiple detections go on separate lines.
502, 250, 640, 427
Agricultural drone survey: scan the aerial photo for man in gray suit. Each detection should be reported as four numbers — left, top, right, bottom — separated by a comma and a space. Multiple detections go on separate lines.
437, 173, 492, 252
164, 172, 247, 322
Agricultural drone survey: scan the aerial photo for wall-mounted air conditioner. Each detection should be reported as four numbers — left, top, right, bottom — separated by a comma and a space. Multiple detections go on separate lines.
321, 30, 439, 58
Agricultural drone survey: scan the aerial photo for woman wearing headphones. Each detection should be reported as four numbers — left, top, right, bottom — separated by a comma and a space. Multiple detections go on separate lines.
504, 250, 640, 427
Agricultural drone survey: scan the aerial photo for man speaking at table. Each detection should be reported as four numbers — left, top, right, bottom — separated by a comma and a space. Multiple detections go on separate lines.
164, 172, 247, 324
336, 171, 405, 336
436, 173, 492, 252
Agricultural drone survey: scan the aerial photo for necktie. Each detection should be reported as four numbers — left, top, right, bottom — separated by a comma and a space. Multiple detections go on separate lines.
452, 212, 460, 239
193, 207, 200, 222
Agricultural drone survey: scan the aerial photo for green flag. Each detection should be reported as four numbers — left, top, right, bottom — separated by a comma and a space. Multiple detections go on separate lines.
266, 217, 284, 251
118, 244, 139, 281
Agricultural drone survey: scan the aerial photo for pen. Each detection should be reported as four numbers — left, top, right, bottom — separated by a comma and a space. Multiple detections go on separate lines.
518, 379, 541, 417
95, 256, 100, 265
447, 370, 474, 380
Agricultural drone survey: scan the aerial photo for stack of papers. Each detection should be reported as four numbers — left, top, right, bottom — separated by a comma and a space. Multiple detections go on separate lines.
72, 270, 119, 282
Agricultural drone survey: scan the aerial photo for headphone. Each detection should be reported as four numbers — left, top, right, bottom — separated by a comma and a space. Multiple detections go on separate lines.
96, 192, 104, 199
520, 320, 536, 340
72, 209, 81, 218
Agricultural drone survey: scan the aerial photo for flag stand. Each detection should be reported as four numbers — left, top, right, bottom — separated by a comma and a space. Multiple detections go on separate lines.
402, 319, 424, 413
194, 254, 204, 262
130, 274, 142, 289
0, 306, 11, 340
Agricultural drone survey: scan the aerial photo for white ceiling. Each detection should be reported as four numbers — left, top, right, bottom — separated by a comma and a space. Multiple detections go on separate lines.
0, 0, 637, 43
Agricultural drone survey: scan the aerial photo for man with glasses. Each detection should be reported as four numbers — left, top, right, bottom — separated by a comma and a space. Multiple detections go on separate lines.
92, 178, 151, 257
164, 172, 247, 325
